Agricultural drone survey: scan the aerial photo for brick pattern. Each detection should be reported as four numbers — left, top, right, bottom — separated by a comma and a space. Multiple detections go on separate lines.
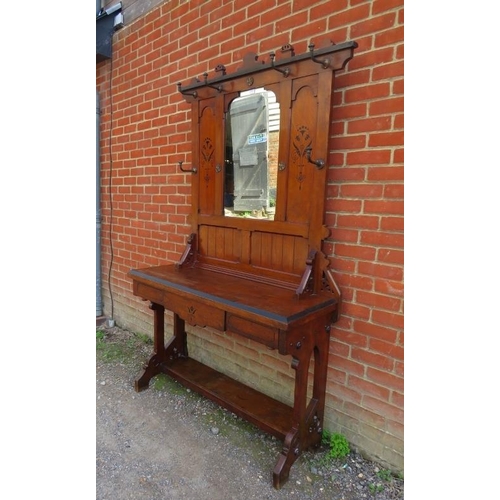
97, 0, 404, 472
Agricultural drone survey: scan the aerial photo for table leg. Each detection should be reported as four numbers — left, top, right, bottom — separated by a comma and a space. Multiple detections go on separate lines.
135, 302, 166, 392
273, 318, 331, 488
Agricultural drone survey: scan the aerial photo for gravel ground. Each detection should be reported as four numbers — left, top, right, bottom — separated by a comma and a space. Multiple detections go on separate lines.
96, 325, 404, 500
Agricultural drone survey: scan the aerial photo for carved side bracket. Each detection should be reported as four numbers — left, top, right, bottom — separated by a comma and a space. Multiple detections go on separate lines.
296, 251, 342, 321
176, 233, 197, 268
296, 249, 317, 297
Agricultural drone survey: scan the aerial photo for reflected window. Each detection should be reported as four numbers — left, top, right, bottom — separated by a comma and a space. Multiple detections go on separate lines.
224, 89, 279, 220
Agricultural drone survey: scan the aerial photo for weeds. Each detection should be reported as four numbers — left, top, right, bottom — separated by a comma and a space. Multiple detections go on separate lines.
322, 430, 350, 460
96, 327, 151, 365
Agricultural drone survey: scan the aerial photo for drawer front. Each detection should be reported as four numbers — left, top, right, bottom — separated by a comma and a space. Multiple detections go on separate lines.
226, 314, 279, 349
134, 282, 225, 331
168, 294, 225, 331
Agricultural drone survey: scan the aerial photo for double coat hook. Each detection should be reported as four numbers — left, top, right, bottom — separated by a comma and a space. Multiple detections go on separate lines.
308, 43, 330, 69
203, 72, 223, 92
269, 52, 290, 77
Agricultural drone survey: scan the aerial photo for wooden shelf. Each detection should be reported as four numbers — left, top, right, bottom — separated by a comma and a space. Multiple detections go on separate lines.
162, 357, 292, 440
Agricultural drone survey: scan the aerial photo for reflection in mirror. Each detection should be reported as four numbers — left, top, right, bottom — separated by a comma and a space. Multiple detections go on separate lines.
224, 89, 279, 220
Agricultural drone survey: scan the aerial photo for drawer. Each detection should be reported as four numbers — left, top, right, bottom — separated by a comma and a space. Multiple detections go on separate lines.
134, 282, 225, 331
167, 293, 225, 331
226, 313, 279, 349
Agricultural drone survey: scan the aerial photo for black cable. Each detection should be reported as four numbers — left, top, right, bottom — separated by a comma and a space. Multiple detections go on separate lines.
107, 53, 115, 321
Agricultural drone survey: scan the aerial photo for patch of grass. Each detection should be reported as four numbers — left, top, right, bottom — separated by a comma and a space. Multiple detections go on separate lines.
96, 327, 152, 365
152, 374, 187, 395
135, 332, 153, 345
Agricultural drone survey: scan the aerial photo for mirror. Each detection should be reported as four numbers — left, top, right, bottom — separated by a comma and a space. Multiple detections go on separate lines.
224, 89, 279, 220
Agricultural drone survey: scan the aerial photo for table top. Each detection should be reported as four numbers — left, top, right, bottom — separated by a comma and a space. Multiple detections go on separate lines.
129, 264, 338, 328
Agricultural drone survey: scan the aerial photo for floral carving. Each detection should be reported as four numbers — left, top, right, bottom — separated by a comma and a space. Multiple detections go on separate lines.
292, 126, 312, 189
201, 137, 215, 185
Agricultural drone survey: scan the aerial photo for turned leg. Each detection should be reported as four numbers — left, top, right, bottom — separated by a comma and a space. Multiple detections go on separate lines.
135, 303, 166, 392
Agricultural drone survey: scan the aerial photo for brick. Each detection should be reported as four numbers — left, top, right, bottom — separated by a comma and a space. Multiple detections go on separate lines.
370, 338, 404, 360
291, 19, 328, 42
369, 97, 404, 116
335, 272, 374, 291
367, 166, 404, 181
330, 134, 366, 150
352, 13, 396, 38
336, 214, 380, 230
360, 230, 404, 248
329, 166, 366, 181
348, 116, 392, 134
311, 0, 348, 19
364, 200, 404, 215
373, 0, 404, 15
349, 375, 391, 401
373, 61, 404, 80
391, 391, 403, 408
375, 26, 404, 47
346, 150, 392, 165
345, 82, 391, 103
340, 184, 383, 198
380, 215, 404, 231
335, 69, 371, 88
335, 243, 376, 261
351, 347, 394, 371
357, 290, 401, 312
353, 320, 398, 343
328, 3, 371, 28
372, 310, 404, 329
329, 227, 358, 243
339, 301, 371, 321
367, 366, 403, 392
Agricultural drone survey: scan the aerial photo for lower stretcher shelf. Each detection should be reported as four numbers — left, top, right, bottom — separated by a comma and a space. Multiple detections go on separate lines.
161, 356, 293, 440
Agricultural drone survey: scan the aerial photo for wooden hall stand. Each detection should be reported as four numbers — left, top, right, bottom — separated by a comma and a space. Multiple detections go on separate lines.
129, 39, 357, 489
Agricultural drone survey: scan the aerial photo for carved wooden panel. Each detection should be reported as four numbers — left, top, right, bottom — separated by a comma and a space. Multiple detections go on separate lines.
286, 77, 320, 224
198, 101, 218, 215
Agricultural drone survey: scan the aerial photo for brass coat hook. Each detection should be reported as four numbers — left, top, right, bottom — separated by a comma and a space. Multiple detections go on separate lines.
269, 52, 290, 77
308, 43, 330, 69
305, 147, 325, 169
178, 160, 197, 174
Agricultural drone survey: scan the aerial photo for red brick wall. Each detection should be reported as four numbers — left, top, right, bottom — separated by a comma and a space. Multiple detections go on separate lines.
97, 0, 404, 471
